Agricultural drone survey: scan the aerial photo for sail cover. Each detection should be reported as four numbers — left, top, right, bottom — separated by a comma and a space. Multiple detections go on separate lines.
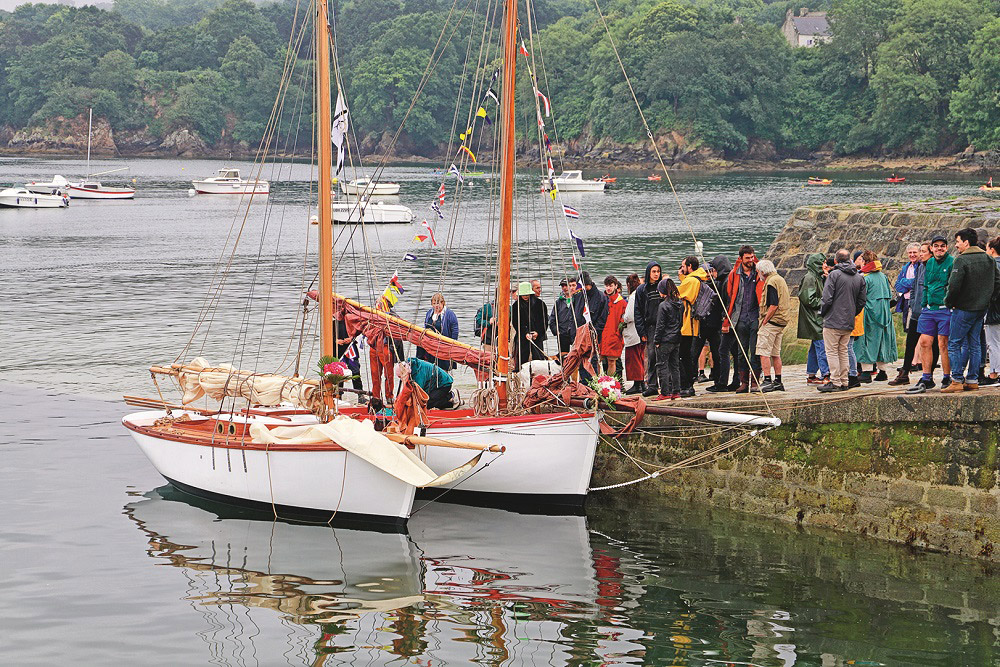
177, 357, 324, 412
249, 416, 482, 488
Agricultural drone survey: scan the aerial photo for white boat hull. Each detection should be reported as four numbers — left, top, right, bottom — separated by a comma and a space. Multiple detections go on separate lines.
418, 412, 600, 504
340, 180, 400, 196
67, 184, 136, 199
192, 180, 270, 195
0, 189, 68, 208
548, 180, 606, 192
123, 410, 416, 526
332, 201, 413, 223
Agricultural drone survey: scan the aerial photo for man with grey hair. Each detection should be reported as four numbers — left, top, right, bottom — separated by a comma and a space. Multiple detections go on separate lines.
754, 259, 790, 392
819, 248, 867, 392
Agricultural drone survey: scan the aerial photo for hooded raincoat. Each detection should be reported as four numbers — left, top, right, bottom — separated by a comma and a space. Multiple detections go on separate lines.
855, 261, 898, 364
797, 253, 826, 341
634, 260, 661, 339
678, 267, 709, 337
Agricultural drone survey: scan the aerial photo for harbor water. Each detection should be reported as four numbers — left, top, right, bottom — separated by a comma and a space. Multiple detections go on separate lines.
2, 156, 998, 665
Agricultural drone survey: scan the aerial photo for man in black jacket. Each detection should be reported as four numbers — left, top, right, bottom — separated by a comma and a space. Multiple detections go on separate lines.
549, 278, 586, 362
703, 255, 731, 393
511, 281, 548, 368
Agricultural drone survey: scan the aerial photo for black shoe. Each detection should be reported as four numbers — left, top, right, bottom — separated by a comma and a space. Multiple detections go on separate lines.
848, 375, 861, 389
941, 376, 952, 389
981, 376, 998, 386
679, 387, 695, 398
764, 381, 785, 392
705, 384, 728, 393
817, 382, 840, 393
696, 372, 711, 384
859, 371, 872, 384
726, 381, 740, 392
625, 382, 644, 395
874, 370, 888, 382
906, 378, 935, 394
756, 379, 772, 393
642, 387, 658, 397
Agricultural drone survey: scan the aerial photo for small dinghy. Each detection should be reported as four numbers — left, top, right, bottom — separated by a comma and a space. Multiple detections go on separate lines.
807, 177, 832, 186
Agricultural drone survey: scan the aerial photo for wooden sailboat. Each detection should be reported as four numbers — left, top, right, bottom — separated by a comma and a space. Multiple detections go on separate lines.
121, 0, 495, 527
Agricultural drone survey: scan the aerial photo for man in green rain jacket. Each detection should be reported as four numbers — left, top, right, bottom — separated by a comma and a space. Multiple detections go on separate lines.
855, 252, 898, 380
797, 253, 829, 383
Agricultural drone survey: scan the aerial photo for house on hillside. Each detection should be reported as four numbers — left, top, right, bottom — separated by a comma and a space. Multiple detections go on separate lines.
782, 8, 831, 48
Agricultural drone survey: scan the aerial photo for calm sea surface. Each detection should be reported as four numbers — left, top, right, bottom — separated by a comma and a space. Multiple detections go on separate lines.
2, 156, 997, 665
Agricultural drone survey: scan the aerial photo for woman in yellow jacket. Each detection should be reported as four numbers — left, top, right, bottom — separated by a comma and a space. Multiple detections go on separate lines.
677, 256, 709, 396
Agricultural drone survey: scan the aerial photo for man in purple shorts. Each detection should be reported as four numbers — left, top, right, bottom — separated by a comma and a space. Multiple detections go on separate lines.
907, 235, 954, 393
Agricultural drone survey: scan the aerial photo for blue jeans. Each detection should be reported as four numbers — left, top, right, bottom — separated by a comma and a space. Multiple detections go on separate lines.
949, 309, 985, 383
806, 339, 830, 378
848, 336, 858, 377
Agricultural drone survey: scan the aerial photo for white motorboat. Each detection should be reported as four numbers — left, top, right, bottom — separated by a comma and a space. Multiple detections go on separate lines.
24, 175, 70, 195
0, 187, 69, 208
543, 170, 606, 192
331, 198, 413, 223
192, 168, 269, 195
339, 177, 400, 196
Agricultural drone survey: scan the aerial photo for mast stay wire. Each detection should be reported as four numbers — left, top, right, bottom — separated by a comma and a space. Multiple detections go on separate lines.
591, 0, 775, 417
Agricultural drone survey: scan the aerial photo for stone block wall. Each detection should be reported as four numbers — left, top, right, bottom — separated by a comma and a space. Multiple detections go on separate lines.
764, 197, 1000, 293
593, 392, 1000, 561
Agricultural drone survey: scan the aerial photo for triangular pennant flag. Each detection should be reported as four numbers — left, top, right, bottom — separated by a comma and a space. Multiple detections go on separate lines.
459, 145, 477, 162
569, 228, 585, 256
484, 89, 499, 105
403, 252, 418, 261
490, 67, 500, 84
413, 233, 429, 242
571, 254, 580, 271
519, 39, 529, 58
547, 157, 554, 178
448, 164, 464, 183
437, 183, 446, 205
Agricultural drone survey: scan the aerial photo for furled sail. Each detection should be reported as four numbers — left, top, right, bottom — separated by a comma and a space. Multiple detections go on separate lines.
177, 357, 324, 412
319, 293, 493, 377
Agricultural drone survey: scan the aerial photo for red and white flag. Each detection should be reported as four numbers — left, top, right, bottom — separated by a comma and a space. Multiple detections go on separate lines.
421, 219, 437, 247
534, 88, 550, 117
437, 183, 446, 205
519, 39, 530, 58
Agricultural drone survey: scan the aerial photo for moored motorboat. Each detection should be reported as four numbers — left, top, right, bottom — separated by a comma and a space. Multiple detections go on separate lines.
330, 198, 413, 223
339, 177, 400, 196
542, 170, 606, 192
192, 168, 269, 195
0, 187, 69, 208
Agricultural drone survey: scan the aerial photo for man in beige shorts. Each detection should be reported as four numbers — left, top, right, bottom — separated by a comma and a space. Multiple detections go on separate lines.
754, 259, 790, 392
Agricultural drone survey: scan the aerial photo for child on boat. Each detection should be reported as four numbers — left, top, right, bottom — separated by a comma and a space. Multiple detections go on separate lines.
653, 278, 683, 400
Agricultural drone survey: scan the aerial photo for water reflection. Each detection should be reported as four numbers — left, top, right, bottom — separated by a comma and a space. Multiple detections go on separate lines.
125, 488, 649, 665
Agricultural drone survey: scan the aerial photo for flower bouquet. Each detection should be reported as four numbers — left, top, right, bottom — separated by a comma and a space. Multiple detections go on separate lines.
588, 375, 623, 407
317, 355, 359, 388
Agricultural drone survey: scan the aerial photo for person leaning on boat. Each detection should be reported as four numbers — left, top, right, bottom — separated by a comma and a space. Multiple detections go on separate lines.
419, 292, 459, 371
399, 358, 456, 410
549, 278, 586, 361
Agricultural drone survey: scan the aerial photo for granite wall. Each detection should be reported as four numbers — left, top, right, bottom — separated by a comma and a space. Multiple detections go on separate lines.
593, 391, 1000, 562
764, 197, 1000, 292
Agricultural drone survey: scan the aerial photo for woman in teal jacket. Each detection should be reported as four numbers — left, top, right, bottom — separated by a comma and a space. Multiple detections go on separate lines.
855, 251, 898, 380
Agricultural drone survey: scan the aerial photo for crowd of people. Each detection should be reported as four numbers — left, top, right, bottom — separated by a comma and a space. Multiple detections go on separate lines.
349, 229, 1000, 407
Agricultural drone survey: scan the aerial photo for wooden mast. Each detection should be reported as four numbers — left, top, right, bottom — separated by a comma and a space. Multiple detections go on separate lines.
495, 0, 518, 409
316, 0, 334, 363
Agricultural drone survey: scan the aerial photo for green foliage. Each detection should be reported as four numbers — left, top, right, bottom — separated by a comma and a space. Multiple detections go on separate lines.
0, 0, 999, 158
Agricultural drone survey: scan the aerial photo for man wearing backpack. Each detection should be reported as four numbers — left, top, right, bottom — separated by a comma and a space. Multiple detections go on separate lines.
678, 255, 709, 397
754, 259, 791, 392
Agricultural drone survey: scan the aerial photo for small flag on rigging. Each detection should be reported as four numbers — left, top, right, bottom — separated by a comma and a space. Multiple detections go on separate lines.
563, 205, 580, 220
519, 39, 530, 58
430, 202, 444, 219
543, 133, 552, 151
490, 67, 500, 84
476, 106, 492, 125
547, 157, 554, 177
343, 345, 357, 360
331, 91, 349, 176
421, 219, 438, 247
534, 88, 550, 117
459, 145, 477, 163
448, 163, 464, 182
413, 232, 429, 243
571, 254, 580, 271
568, 228, 585, 256
403, 252, 418, 261
437, 183, 446, 204
484, 89, 499, 105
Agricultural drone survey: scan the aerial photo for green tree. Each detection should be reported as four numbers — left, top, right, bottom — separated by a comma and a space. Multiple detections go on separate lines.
165, 69, 227, 139
201, 0, 280, 61
950, 18, 1000, 149
828, 0, 901, 81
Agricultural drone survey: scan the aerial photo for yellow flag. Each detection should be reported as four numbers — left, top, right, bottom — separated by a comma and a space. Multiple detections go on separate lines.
550, 188, 558, 201
476, 107, 487, 118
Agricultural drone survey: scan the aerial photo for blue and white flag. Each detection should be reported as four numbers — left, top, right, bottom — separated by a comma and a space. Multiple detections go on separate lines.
448, 163, 464, 183
430, 201, 444, 219
563, 204, 580, 219
403, 252, 418, 261
569, 228, 585, 257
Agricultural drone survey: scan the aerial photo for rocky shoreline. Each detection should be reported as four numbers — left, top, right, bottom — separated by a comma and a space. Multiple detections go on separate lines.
4, 116, 998, 173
